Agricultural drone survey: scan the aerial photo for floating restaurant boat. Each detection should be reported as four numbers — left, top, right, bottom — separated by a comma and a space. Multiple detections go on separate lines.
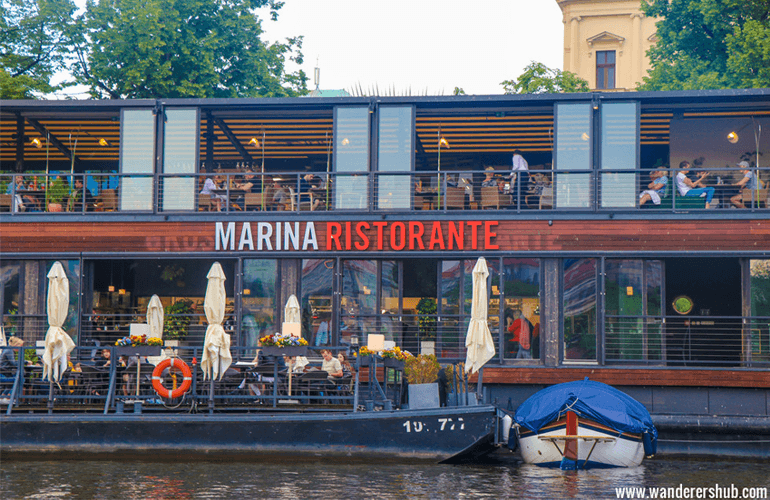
513, 379, 657, 469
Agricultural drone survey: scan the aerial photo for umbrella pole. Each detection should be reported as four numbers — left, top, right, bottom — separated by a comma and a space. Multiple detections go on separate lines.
288, 360, 293, 396
477, 367, 484, 404
48, 381, 54, 414
208, 379, 215, 413
464, 369, 469, 406
136, 358, 141, 397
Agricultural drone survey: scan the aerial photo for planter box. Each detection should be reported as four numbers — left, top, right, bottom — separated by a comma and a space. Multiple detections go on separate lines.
115, 346, 161, 357
382, 357, 405, 370
357, 355, 373, 367
447, 391, 479, 407
261, 346, 308, 357
408, 382, 440, 409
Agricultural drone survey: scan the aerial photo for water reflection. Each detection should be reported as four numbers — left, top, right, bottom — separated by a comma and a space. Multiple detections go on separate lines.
1, 456, 768, 499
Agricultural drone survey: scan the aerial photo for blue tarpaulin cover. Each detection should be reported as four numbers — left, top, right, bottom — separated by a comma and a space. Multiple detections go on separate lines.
514, 378, 657, 455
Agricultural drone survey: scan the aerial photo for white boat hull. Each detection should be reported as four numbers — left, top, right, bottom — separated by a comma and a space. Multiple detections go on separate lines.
517, 418, 645, 468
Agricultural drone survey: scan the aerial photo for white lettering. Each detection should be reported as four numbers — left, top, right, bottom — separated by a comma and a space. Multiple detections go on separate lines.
285, 222, 300, 250
257, 222, 273, 251
215, 222, 235, 251
275, 221, 282, 250
238, 222, 254, 251
303, 222, 318, 250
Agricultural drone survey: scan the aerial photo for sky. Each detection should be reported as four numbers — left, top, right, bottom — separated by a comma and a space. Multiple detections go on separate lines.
61, 0, 565, 98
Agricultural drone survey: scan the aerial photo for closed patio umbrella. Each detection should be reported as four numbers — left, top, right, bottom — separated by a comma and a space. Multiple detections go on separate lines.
146, 294, 166, 366
465, 257, 495, 375
0, 326, 6, 347
42, 261, 75, 382
201, 262, 231, 381
284, 294, 301, 324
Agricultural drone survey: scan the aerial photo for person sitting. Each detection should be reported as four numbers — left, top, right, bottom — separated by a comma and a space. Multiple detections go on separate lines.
337, 352, 354, 377
6, 176, 38, 212
320, 349, 343, 378
272, 181, 293, 211
232, 170, 260, 210
0, 337, 24, 376
730, 161, 759, 209
481, 167, 498, 187
72, 178, 97, 211
283, 355, 308, 374
676, 161, 715, 209
639, 169, 668, 206
94, 348, 112, 369
199, 175, 226, 211
302, 173, 325, 211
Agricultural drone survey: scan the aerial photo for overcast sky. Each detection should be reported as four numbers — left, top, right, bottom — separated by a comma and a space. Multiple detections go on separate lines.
61, 0, 564, 98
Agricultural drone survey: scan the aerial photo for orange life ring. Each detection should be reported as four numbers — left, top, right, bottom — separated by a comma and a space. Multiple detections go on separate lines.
152, 358, 192, 399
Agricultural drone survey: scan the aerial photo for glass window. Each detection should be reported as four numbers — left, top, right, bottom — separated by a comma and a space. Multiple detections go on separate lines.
301, 259, 334, 347
162, 109, 198, 211
563, 258, 597, 361
555, 103, 592, 208
242, 260, 277, 350
440, 261, 461, 316
600, 102, 638, 208
596, 51, 616, 89
120, 109, 155, 211
750, 260, 770, 363
340, 260, 377, 345
334, 107, 370, 209
377, 107, 413, 210
502, 258, 540, 360
380, 261, 399, 315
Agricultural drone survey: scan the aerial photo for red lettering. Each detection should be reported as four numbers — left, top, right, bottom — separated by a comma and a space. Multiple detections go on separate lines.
390, 222, 406, 250
485, 221, 499, 250
355, 222, 370, 250
327, 222, 342, 250
372, 222, 387, 250
428, 222, 445, 250
448, 221, 464, 250
345, 221, 352, 250
409, 221, 425, 250
468, 221, 482, 250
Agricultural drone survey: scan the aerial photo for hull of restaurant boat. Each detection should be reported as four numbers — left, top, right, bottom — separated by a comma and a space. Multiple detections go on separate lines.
517, 417, 645, 468
0, 405, 499, 463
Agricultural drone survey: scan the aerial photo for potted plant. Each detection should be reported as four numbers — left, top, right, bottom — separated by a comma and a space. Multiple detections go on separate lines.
380, 346, 411, 369
164, 299, 194, 341
405, 354, 441, 409
114, 334, 163, 356
416, 297, 437, 355
46, 177, 71, 212
258, 333, 308, 356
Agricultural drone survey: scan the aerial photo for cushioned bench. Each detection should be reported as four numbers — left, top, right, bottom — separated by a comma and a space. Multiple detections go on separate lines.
641, 191, 707, 209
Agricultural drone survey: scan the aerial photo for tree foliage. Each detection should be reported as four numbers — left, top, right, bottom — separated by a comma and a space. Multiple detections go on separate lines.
0, 0, 78, 99
501, 62, 589, 94
640, 0, 770, 90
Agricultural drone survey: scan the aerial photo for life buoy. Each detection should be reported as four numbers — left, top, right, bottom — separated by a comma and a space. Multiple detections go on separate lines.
152, 358, 192, 399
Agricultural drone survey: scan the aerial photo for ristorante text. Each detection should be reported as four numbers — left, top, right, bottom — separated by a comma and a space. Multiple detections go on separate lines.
215, 221, 499, 251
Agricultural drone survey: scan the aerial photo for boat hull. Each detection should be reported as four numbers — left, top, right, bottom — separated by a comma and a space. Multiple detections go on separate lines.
517, 417, 645, 468
0, 405, 499, 463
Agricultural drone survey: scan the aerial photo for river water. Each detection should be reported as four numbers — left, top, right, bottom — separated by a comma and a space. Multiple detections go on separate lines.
1, 454, 768, 499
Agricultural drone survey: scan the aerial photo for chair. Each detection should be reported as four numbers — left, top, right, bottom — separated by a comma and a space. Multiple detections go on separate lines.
198, 193, 213, 211
244, 192, 263, 211
445, 187, 465, 209
742, 188, 767, 208
481, 187, 509, 209
539, 186, 554, 210
99, 189, 118, 212
0, 194, 11, 212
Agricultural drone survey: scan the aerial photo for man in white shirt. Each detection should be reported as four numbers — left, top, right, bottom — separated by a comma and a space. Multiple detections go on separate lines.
320, 349, 343, 377
509, 150, 529, 206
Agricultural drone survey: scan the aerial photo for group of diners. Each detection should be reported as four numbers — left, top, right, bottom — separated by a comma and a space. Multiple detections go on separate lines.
639, 160, 762, 209
4, 175, 101, 212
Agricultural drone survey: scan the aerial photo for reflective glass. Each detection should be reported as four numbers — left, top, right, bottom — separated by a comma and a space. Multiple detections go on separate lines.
335, 107, 369, 173
302, 259, 334, 346
242, 260, 277, 349
563, 258, 597, 361
163, 109, 198, 211
502, 258, 541, 360
120, 109, 155, 211
601, 103, 638, 208
555, 103, 592, 208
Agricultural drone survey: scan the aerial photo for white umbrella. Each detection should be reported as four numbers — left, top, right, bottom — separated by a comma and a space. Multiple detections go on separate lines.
201, 262, 231, 381
0, 326, 6, 347
146, 294, 166, 365
42, 262, 75, 382
465, 257, 495, 374
284, 294, 301, 323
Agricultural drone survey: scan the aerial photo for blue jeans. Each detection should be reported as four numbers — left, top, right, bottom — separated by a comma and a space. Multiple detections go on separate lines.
685, 187, 715, 204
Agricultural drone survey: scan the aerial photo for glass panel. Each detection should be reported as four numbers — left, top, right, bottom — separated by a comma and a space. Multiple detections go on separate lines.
120, 109, 155, 211
646, 261, 663, 317
334, 175, 368, 209
601, 103, 638, 207
377, 175, 410, 210
605, 260, 643, 317
564, 258, 597, 361
340, 260, 376, 345
380, 261, 399, 315
463, 260, 475, 316
242, 260, 277, 351
378, 106, 413, 172
555, 103, 591, 208
751, 260, 770, 317
302, 259, 334, 347
163, 109, 198, 211
335, 107, 369, 173
487, 258, 500, 324
441, 261, 461, 316
502, 258, 540, 360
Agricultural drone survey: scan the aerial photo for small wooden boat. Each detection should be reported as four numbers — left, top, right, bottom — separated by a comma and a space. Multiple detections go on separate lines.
513, 379, 657, 469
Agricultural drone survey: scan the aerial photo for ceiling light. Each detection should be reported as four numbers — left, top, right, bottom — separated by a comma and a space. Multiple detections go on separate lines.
248, 137, 259, 147
98, 138, 110, 147
727, 131, 739, 144
31, 138, 42, 149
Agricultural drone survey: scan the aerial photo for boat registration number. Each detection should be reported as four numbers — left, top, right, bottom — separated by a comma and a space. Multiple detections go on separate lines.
403, 418, 465, 432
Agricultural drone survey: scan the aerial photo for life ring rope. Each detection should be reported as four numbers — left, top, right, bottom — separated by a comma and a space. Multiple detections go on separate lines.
152, 357, 193, 399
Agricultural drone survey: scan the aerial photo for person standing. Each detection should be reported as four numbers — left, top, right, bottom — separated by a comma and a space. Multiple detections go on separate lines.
509, 150, 529, 206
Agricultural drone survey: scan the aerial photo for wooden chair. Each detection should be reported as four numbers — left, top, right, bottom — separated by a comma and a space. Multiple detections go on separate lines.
481, 187, 510, 209
99, 189, 118, 212
445, 187, 465, 209
198, 193, 213, 211
539, 186, 554, 210
244, 192, 263, 211
0, 194, 12, 212
742, 188, 768, 208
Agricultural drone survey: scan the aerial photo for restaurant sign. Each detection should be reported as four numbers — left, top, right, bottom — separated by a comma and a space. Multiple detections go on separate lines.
215, 221, 500, 252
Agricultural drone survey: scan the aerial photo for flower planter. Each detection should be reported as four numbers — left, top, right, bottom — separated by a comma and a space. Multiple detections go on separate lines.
357, 355, 373, 367
115, 346, 161, 357
47, 203, 63, 213
261, 346, 308, 357
382, 357, 405, 370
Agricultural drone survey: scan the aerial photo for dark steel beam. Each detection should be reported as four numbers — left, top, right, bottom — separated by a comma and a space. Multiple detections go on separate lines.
25, 117, 80, 166
212, 116, 253, 164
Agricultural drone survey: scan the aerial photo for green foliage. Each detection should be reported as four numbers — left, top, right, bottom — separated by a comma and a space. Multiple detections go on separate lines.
46, 177, 71, 205
416, 297, 437, 339
74, 0, 307, 98
163, 299, 194, 340
24, 348, 38, 365
640, 0, 770, 90
405, 354, 440, 385
501, 62, 589, 95
0, 0, 78, 98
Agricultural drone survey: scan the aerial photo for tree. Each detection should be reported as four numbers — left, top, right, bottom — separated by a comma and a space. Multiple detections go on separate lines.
0, 0, 78, 99
72, 0, 307, 99
501, 62, 589, 94
640, 0, 770, 90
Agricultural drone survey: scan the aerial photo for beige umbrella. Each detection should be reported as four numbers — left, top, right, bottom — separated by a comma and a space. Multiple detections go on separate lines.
42, 261, 75, 382
284, 294, 301, 323
465, 257, 495, 375
201, 262, 231, 381
0, 326, 6, 347
146, 294, 166, 366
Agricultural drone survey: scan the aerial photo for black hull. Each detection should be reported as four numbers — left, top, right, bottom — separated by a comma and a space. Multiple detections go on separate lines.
0, 405, 499, 462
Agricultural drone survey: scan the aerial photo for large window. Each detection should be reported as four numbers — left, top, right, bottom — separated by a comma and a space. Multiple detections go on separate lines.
555, 103, 592, 208
334, 107, 370, 209
301, 259, 334, 346
377, 106, 413, 210
596, 51, 616, 90
242, 260, 277, 350
563, 258, 597, 361
600, 102, 638, 208
120, 109, 155, 211
750, 260, 770, 364
501, 258, 541, 360
162, 109, 198, 211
